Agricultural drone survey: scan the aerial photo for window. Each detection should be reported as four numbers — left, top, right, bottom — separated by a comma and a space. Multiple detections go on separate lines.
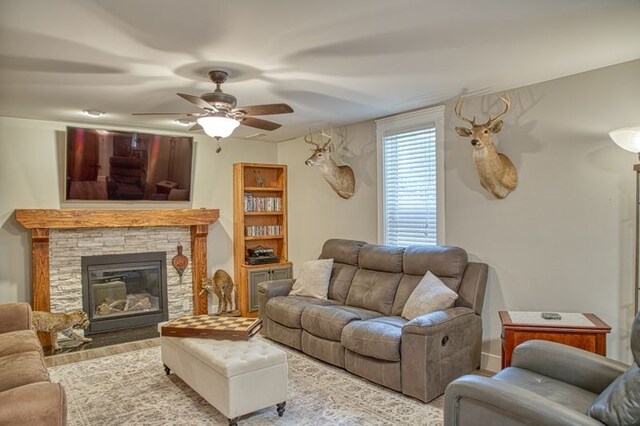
376, 106, 445, 246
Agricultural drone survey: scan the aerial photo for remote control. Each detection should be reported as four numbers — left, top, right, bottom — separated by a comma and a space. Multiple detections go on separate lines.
541, 312, 562, 320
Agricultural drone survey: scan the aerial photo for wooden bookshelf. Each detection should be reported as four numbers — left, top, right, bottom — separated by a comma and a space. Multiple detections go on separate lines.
233, 163, 291, 317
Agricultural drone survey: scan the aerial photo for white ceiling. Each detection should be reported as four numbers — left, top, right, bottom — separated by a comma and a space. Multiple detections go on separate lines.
1, 0, 639, 142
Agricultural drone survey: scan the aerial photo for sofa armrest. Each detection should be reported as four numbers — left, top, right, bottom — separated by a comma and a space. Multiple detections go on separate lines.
512, 340, 628, 394
402, 307, 477, 336
0, 302, 32, 334
257, 279, 294, 318
0, 382, 67, 426
401, 307, 483, 402
444, 375, 602, 426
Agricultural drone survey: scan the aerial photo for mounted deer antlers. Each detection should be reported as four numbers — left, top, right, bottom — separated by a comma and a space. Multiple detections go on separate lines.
455, 94, 517, 199
304, 127, 355, 199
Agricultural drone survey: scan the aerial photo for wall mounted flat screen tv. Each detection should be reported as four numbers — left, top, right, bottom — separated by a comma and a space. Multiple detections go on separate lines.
65, 127, 194, 202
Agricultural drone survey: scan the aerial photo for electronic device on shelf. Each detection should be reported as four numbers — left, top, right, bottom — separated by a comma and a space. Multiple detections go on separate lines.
246, 255, 280, 265
247, 246, 275, 257
246, 246, 279, 265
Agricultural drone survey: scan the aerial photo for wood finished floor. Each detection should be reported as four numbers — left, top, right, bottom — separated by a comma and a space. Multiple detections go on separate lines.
44, 338, 160, 367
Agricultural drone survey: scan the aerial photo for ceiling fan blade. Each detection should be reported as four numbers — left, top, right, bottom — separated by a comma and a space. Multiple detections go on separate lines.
240, 116, 282, 131
234, 103, 293, 116
132, 112, 196, 116
177, 93, 218, 112
189, 123, 203, 132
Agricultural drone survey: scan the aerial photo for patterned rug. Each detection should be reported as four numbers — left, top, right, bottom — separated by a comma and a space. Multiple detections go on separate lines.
49, 340, 444, 425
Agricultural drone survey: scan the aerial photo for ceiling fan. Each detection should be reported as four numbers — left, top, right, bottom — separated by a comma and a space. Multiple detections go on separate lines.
133, 70, 293, 140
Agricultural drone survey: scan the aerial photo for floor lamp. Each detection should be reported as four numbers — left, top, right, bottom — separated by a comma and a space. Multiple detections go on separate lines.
610, 126, 640, 315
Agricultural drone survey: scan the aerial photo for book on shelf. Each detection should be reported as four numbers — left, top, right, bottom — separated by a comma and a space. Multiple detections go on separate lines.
245, 225, 282, 237
244, 194, 282, 212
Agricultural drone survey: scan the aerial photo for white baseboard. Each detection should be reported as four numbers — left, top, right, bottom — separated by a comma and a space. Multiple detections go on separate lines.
481, 352, 501, 373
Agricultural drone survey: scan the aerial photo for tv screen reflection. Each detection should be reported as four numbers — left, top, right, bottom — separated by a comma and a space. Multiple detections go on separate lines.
66, 127, 193, 201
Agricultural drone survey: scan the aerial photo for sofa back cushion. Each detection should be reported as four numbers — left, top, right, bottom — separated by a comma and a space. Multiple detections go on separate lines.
391, 245, 468, 316
319, 239, 367, 303
345, 244, 405, 315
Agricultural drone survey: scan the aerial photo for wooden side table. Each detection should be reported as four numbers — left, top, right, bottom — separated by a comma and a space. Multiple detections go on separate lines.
499, 311, 611, 369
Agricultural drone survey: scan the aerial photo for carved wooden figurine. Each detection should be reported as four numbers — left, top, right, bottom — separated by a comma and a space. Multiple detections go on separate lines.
304, 128, 355, 199
455, 94, 517, 199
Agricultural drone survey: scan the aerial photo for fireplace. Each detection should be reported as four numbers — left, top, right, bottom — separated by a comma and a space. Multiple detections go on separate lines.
82, 252, 168, 334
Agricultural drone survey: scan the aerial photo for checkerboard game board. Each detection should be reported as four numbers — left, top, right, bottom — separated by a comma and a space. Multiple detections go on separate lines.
161, 315, 262, 340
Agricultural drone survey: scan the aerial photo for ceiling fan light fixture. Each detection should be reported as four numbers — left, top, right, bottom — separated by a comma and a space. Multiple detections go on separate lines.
82, 109, 104, 118
197, 115, 240, 139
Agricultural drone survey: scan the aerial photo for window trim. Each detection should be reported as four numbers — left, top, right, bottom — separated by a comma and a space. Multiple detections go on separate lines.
375, 105, 445, 246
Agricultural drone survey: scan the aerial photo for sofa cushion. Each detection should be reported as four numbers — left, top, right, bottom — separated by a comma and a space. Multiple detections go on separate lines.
401, 272, 458, 320
320, 239, 367, 266
265, 318, 303, 350
266, 296, 339, 329
346, 269, 403, 315
0, 330, 43, 357
342, 316, 407, 362
326, 263, 359, 304
320, 239, 367, 303
345, 350, 402, 392
392, 245, 468, 316
289, 259, 334, 299
493, 367, 598, 413
301, 305, 381, 341
358, 244, 405, 273
0, 351, 49, 392
587, 364, 640, 426
402, 245, 468, 279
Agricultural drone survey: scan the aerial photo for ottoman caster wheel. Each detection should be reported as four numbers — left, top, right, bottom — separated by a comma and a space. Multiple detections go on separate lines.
277, 401, 286, 417
228, 417, 238, 426
163, 364, 171, 375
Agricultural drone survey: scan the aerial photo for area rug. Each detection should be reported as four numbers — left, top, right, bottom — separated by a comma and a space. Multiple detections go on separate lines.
49, 340, 444, 425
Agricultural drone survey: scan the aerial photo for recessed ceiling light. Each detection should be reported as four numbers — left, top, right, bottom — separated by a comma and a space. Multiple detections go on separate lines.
82, 110, 105, 117
175, 118, 195, 125
245, 133, 267, 139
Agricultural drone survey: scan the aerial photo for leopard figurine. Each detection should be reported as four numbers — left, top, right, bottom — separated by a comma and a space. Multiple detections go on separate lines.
32, 310, 92, 350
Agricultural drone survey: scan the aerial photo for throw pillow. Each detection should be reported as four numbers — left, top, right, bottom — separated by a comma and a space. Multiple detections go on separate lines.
587, 364, 640, 426
401, 271, 458, 320
289, 258, 334, 299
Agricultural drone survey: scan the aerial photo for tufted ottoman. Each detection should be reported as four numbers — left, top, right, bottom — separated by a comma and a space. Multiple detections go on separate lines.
160, 333, 287, 425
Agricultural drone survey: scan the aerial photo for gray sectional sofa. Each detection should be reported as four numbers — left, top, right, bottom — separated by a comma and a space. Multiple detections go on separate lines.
258, 239, 488, 402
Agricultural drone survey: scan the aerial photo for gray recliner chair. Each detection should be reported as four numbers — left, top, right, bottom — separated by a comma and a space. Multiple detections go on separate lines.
444, 313, 640, 426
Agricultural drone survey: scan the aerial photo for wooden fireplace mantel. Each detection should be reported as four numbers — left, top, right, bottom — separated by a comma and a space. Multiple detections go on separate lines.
15, 209, 219, 229
16, 209, 220, 346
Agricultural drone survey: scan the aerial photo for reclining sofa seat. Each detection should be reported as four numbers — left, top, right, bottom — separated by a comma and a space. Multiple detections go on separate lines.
258, 239, 488, 402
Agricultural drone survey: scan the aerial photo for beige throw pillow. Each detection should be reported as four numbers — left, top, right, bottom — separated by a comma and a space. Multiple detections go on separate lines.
402, 271, 458, 320
289, 258, 334, 299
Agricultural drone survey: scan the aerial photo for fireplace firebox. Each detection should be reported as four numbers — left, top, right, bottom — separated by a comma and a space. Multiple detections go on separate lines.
81, 252, 168, 334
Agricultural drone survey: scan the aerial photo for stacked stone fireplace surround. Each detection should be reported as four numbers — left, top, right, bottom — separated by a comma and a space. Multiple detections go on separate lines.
16, 208, 218, 348
49, 227, 193, 319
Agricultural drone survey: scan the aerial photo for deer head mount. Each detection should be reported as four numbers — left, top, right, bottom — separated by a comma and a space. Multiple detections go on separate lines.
304, 127, 355, 199
455, 94, 517, 199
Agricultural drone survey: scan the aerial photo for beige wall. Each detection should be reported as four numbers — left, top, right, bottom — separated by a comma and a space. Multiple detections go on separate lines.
277, 121, 379, 270
1, 60, 638, 364
277, 59, 640, 363
0, 117, 277, 305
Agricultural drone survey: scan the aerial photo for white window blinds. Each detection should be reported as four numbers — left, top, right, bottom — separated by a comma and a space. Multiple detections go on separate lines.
382, 125, 438, 246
